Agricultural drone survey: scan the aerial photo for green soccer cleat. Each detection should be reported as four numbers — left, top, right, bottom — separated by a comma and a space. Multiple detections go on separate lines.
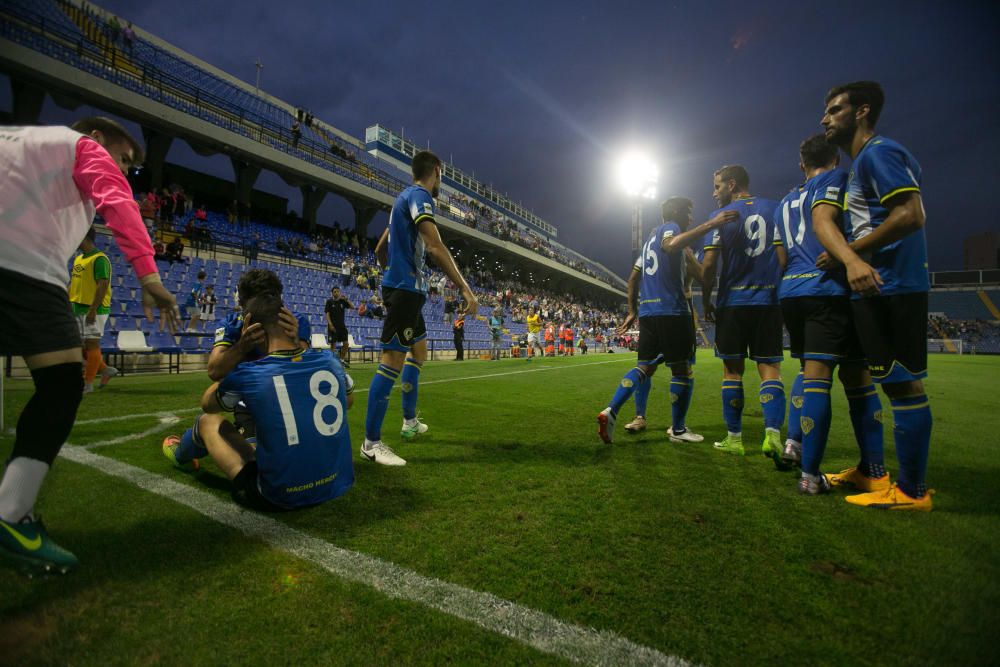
400, 418, 429, 441
762, 430, 792, 469
713, 434, 744, 455
0, 516, 79, 576
162, 435, 200, 472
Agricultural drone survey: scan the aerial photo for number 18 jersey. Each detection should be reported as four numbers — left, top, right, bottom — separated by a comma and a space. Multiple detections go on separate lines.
703, 196, 782, 307
217, 348, 354, 508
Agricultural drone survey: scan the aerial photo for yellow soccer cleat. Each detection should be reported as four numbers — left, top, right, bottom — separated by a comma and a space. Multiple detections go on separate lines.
845, 484, 934, 512
827, 466, 890, 492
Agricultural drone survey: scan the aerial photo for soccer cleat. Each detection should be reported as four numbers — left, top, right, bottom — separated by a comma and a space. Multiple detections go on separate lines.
99, 366, 118, 388
845, 483, 934, 512
341, 360, 351, 369
827, 466, 890, 492
624, 416, 647, 433
0, 516, 79, 575
400, 418, 429, 441
798, 473, 832, 495
597, 408, 616, 444
82, 384, 95, 395
781, 440, 802, 467
713, 434, 744, 455
161, 435, 200, 472
668, 427, 704, 443
360, 440, 406, 466
761, 430, 782, 457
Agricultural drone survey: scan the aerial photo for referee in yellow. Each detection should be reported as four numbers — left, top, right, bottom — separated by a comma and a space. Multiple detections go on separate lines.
69, 226, 118, 393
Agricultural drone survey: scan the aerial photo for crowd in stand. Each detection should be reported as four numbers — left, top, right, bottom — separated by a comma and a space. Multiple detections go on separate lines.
928, 314, 1000, 346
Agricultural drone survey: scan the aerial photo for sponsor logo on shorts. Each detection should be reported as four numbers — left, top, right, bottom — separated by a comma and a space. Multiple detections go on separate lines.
621, 379, 633, 388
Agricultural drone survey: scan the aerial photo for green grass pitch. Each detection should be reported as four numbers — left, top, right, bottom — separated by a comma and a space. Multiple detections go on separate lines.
1, 351, 998, 665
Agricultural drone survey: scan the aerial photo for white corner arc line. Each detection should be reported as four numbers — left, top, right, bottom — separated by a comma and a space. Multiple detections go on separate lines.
79, 416, 181, 449
58, 445, 692, 667
75, 408, 201, 426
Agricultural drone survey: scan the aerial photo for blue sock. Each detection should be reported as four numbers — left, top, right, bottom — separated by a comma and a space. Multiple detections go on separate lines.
787, 372, 804, 443
400, 357, 422, 420
721, 380, 744, 434
890, 394, 933, 498
845, 384, 886, 479
670, 374, 693, 432
799, 378, 834, 475
608, 367, 647, 416
634, 373, 652, 418
365, 364, 399, 441
174, 423, 208, 464
759, 379, 786, 431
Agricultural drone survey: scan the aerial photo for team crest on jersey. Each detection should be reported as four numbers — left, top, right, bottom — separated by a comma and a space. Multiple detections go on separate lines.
622, 379, 634, 388
401, 382, 413, 393
792, 396, 804, 409
403, 327, 414, 340
214, 327, 226, 343
801, 416, 815, 435
760, 393, 774, 404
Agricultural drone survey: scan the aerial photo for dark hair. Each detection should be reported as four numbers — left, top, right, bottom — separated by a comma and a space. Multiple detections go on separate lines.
244, 292, 283, 329
84, 225, 97, 243
714, 165, 750, 190
331, 286, 340, 293
799, 134, 839, 170
237, 268, 283, 306
197, 270, 206, 280
825, 81, 885, 128
411, 150, 442, 181
661, 197, 693, 223
70, 116, 144, 164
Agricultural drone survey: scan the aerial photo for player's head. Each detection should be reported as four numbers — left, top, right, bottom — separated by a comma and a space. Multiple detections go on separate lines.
412, 150, 442, 197
79, 225, 97, 251
205, 285, 215, 293
70, 116, 143, 174
661, 196, 694, 230
712, 165, 749, 207
197, 270, 206, 281
237, 268, 283, 308
244, 292, 296, 348
331, 286, 341, 297
822, 81, 884, 147
799, 134, 840, 174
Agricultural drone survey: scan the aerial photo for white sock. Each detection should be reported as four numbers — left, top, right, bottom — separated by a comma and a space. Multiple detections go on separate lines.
728, 431, 742, 439
0, 457, 50, 523
766, 427, 780, 436
785, 438, 801, 447
404, 418, 418, 427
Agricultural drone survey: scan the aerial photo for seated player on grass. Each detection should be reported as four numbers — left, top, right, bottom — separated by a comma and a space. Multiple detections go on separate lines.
162, 293, 354, 511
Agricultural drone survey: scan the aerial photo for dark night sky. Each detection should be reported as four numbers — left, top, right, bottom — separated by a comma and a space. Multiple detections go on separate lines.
6, 0, 999, 277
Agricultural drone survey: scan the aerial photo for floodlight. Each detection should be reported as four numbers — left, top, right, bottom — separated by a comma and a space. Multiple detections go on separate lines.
617, 152, 659, 199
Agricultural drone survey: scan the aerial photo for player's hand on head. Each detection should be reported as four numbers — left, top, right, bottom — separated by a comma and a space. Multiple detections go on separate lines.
278, 307, 298, 340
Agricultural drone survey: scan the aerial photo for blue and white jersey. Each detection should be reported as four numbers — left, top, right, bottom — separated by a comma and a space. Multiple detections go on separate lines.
703, 196, 782, 307
843, 136, 929, 295
776, 169, 849, 299
382, 185, 433, 295
633, 222, 690, 317
213, 310, 311, 361
217, 348, 354, 508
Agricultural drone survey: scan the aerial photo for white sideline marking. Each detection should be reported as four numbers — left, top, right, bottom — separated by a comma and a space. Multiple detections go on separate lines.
79, 415, 180, 449
59, 444, 691, 667
75, 408, 201, 426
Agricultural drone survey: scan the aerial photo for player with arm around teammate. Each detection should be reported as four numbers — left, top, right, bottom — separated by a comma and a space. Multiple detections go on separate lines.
597, 197, 735, 444
700, 165, 786, 459
0, 117, 180, 574
163, 293, 354, 511
774, 134, 887, 493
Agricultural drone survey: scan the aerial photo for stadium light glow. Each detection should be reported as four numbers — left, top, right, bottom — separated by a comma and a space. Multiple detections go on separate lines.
617, 151, 658, 200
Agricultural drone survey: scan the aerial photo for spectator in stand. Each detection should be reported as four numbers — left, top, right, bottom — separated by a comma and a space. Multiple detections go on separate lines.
165, 236, 186, 264
356, 271, 369, 290
340, 256, 352, 287
139, 193, 156, 232
453, 312, 465, 361
198, 285, 217, 329
185, 270, 206, 332
291, 120, 301, 149
122, 21, 135, 53
226, 200, 238, 225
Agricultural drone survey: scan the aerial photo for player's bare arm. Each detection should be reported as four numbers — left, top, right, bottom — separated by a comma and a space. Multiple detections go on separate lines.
89, 277, 110, 325
200, 382, 226, 414
418, 219, 478, 315
850, 191, 926, 256
374, 227, 390, 268
616, 267, 641, 334
812, 202, 882, 295
775, 244, 788, 272
683, 248, 705, 284
701, 248, 719, 321
662, 210, 739, 253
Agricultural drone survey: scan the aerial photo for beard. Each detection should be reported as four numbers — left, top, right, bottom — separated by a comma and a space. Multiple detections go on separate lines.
826, 122, 855, 148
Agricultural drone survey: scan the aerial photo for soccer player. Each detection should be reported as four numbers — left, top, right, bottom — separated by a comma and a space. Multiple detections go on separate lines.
364, 150, 479, 465
325, 286, 355, 367
489, 308, 504, 361
198, 285, 218, 328
701, 166, 784, 458
564, 323, 575, 356
598, 197, 735, 443
526, 307, 544, 358
69, 226, 118, 393
775, 134, 887, 493
814, 81, 933, 510
185, 270, 207, 332
163, 293, 354, 510
0, 117, 180, 573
